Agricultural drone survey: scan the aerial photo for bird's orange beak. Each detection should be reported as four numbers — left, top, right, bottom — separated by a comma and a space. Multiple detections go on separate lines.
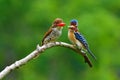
57, 23, 65, 27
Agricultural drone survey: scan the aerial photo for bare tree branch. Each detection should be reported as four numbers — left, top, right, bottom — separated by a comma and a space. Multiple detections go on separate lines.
0, 42, 92, 79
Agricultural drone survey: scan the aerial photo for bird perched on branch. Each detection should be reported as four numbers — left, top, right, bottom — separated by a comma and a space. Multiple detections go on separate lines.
68, 19, 96, 60
42, 18, 65, 45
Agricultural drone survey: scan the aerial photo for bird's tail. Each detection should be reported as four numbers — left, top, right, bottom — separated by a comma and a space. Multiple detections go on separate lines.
87, 48, 96, 60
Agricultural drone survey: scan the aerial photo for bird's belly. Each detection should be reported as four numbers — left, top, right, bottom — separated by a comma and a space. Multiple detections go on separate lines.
51, 29, 61, 39
76, 40, 83, 49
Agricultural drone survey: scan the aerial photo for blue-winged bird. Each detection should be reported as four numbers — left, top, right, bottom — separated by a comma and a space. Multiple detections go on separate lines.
68, 19, 96, 60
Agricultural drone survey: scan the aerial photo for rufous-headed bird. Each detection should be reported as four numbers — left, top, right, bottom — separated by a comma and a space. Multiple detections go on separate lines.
42, 18, 65, 45
68, 19, 96, 60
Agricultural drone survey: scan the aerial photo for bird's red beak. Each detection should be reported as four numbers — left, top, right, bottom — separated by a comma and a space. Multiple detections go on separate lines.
57, 23, 65, 27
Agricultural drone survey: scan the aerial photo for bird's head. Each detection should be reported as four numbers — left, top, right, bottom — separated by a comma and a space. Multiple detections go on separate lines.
52, 18, 65, 28
68, 25, 78, 32
70, 19, 78, 27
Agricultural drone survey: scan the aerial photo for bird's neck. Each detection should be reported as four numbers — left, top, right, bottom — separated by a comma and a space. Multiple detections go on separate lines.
57, 27, 63, 30
74, 28, 78, 32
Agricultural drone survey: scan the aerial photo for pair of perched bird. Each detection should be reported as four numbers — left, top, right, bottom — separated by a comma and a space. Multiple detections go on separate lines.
42, 18, 96, 60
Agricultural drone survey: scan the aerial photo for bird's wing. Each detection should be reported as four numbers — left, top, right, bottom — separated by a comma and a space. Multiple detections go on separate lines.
41, 27, 52, 45
73, 31, 95, 66
74, 32, 89, 48
74, 32, 96, 60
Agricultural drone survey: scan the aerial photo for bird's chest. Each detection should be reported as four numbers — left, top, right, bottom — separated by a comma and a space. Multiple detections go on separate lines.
68, 30, 77, 44
68, 30, 83, 48
49, 28, 62, 39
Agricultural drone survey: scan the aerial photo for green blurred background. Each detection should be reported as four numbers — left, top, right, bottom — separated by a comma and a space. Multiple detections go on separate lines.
0, 0, 120, 80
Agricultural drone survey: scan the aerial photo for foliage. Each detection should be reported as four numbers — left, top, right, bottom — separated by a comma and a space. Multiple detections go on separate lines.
0, 0, 120, 80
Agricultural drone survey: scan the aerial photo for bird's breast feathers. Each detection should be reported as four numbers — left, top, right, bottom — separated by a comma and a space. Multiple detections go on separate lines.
68, 30, 76, 44
51, 27, 62, 37
44, 27, 62, 41
68, 30, 82, 48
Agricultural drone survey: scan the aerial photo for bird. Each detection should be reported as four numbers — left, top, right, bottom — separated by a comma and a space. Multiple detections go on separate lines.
41, 18, 65, 45
68, 19, 96, 60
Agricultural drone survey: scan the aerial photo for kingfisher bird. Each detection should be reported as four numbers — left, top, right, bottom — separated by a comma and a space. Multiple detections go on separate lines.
41, 18, 65, 45
68, 19, 96, 60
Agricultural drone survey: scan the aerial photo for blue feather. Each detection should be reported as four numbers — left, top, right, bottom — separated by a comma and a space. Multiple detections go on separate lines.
70, 19, 78, 26
74, 32, 88, 48
74, 32, 96, 60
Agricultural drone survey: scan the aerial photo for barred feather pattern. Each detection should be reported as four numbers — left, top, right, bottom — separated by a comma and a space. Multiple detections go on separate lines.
74, 32, 96, 60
